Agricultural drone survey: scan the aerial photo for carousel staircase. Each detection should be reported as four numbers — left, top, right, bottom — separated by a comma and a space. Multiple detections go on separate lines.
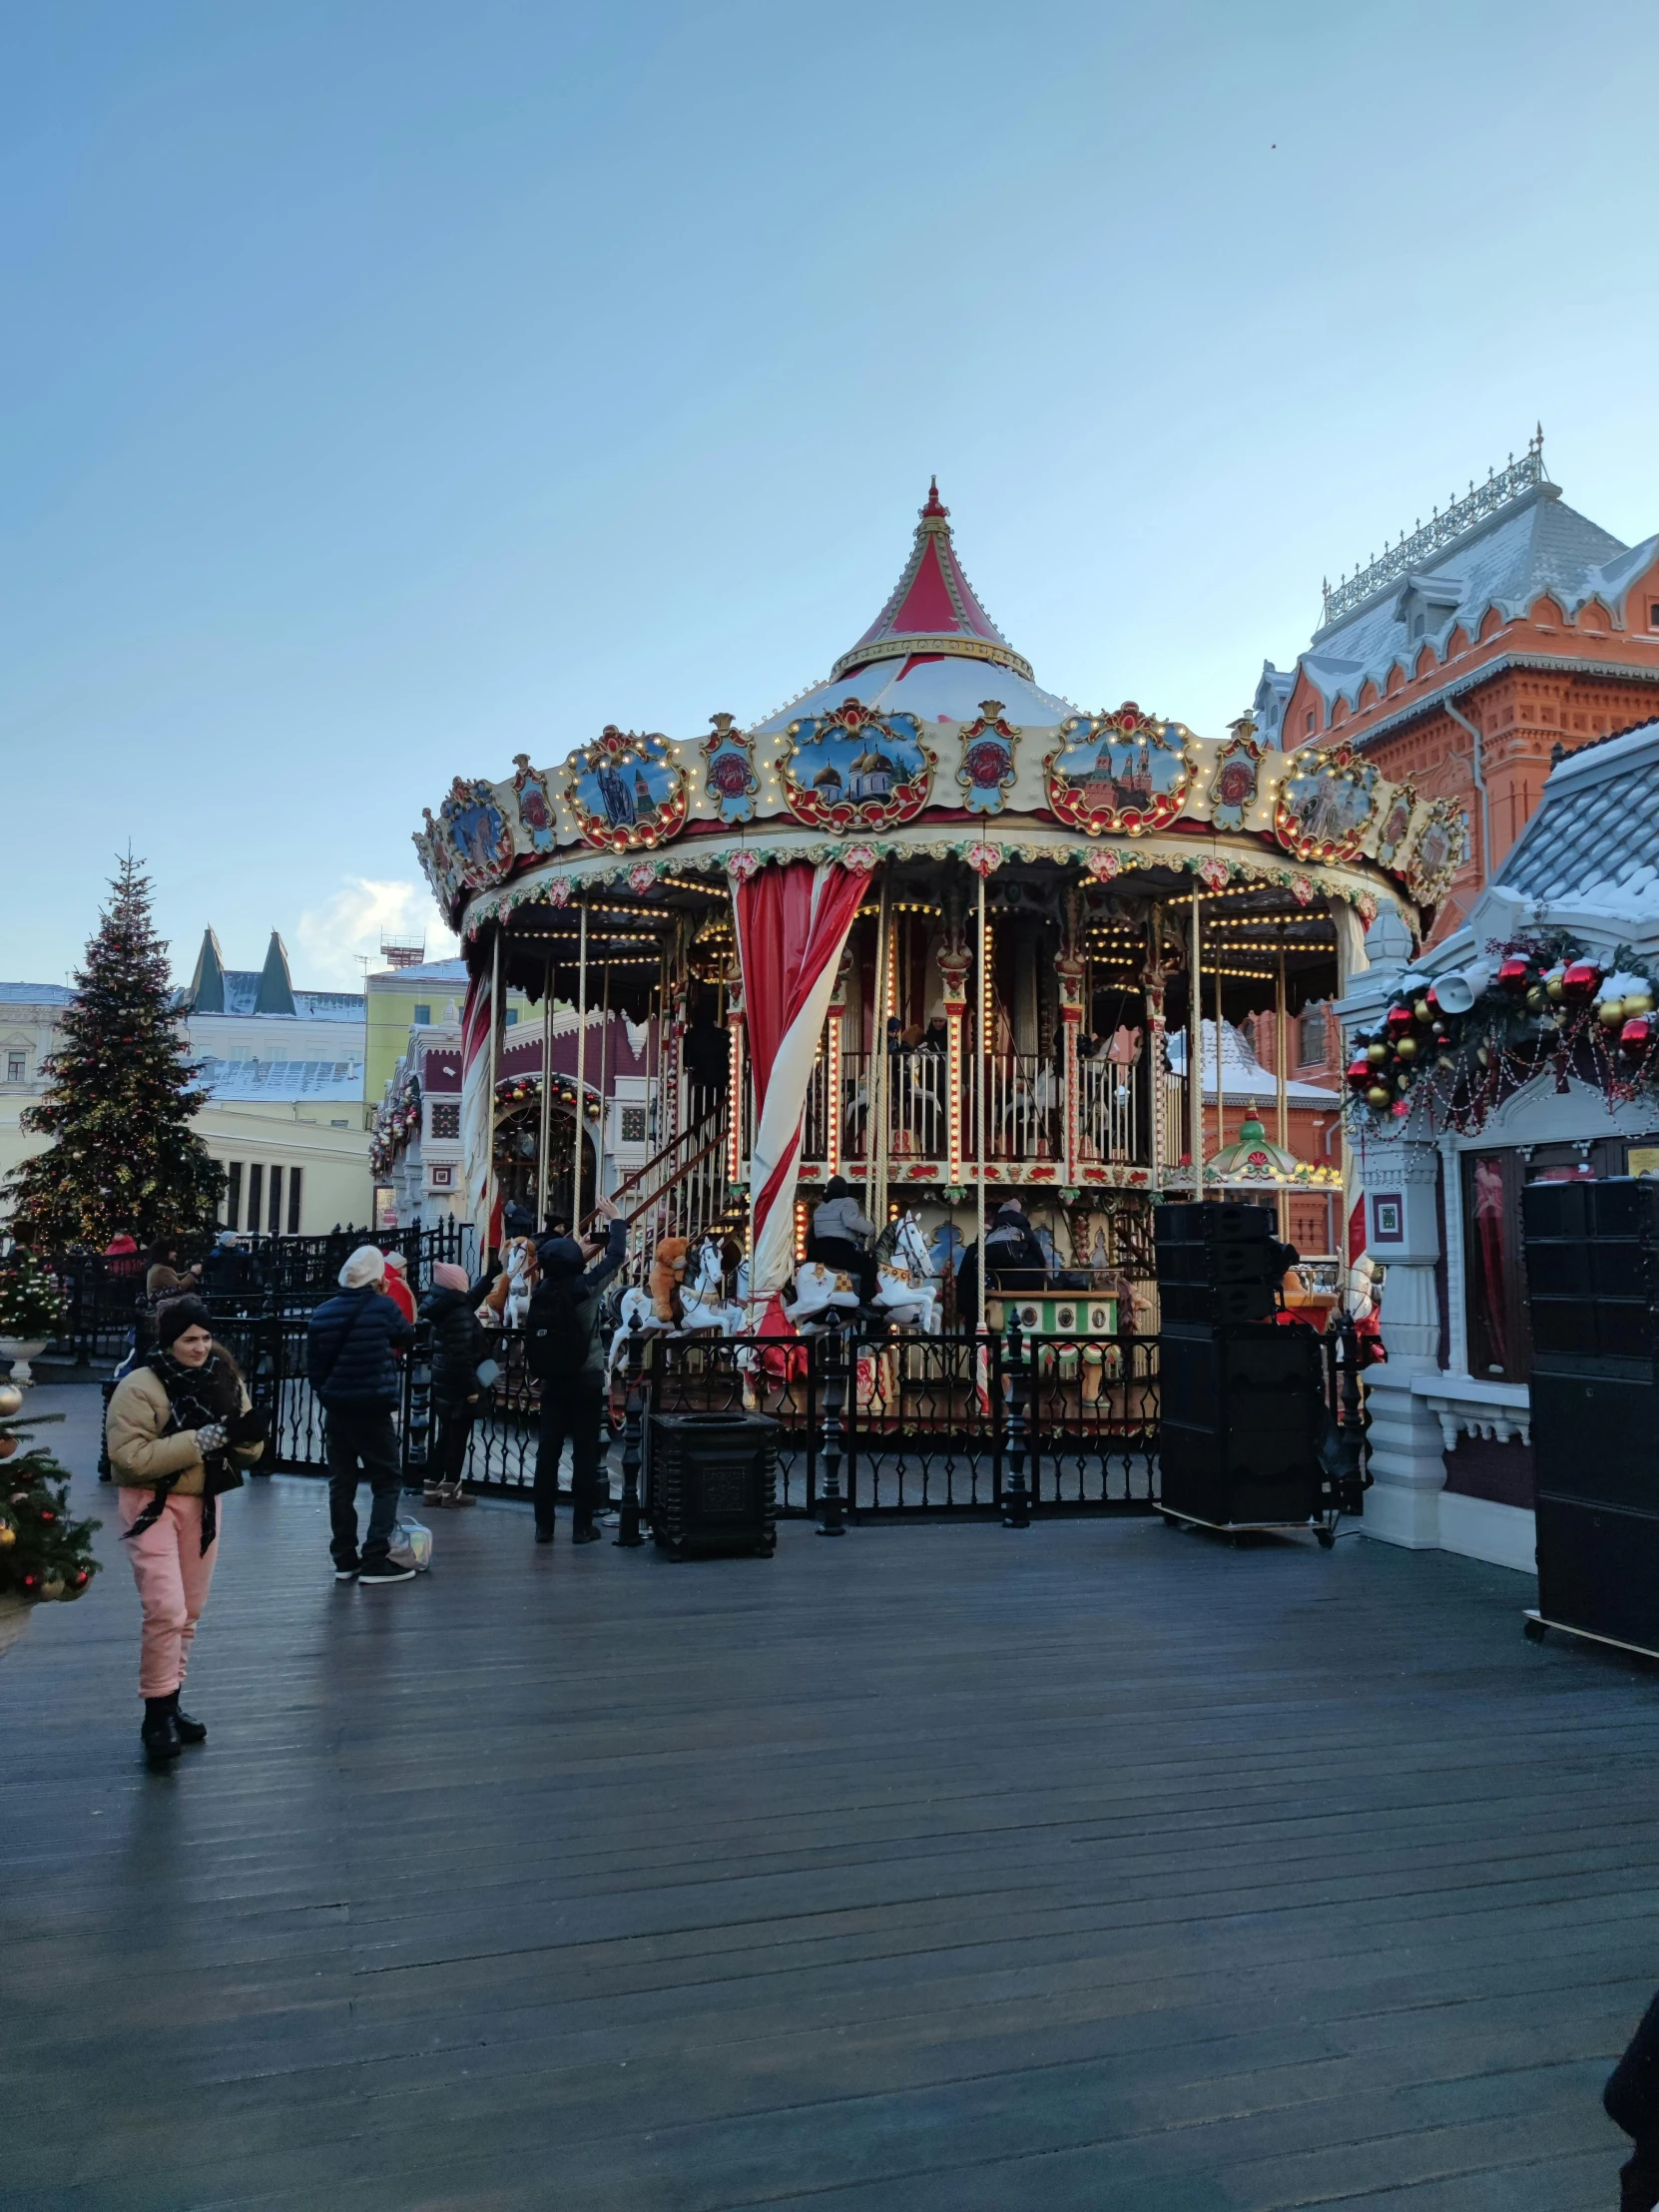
607, 1104, 747, 1287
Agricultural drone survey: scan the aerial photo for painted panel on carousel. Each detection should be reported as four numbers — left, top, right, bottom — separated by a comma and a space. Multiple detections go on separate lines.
780, 701, 933, 830
1046, 704, 1194, 835
1401, 799, 1466, 906
701, 712, 760, 826
1274, 745, 1381, 862
436, 777, 515, 890
413, 811, 466, 917
511, 756, 559, 853
563, 726, 688, 852
955, 701, 1021, 816
1206, 723, 1265, 832
1373, 781, 1415, 868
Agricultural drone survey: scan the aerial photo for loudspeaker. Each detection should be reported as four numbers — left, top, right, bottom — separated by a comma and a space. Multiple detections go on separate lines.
1531, 1370, 1659, 1511
1155, 1202, 1273, 1248
1535, 1495, 1659, 1654
1160, 1280, 1278, 1326
1523, 1176, 1659, 1368
1158, 1323, 1324, 1526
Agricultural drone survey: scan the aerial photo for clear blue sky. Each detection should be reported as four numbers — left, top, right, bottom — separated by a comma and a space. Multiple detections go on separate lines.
5, 0, 1657, 989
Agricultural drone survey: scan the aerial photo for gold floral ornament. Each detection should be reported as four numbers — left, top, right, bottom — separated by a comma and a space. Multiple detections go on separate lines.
1046, 704, 1195, 835
956, 701, 1021, 816
562, 727, 688, 854
779, 701, 934, 830
1401, 799, 1467, 907
1206, 718, 1264, 832
1274, 745, 1381, 863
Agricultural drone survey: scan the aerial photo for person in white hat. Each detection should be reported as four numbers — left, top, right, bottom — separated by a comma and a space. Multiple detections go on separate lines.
304, 1246, 417, 1583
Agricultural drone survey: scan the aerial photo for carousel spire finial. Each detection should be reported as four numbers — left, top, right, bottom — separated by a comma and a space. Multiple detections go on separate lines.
921, 475, 947, 519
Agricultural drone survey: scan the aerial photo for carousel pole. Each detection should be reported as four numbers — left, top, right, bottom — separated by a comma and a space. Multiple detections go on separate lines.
976, 868, 988, 1337
596, 961, 611, 1204
1276, 938, 1290, 1242
1188, 890, 1203, 1202
485, 926, 504, 1263
870, 876, 892, 1235
1213, 944, 1226, 1168
573, 900, 588, 1227
536, 951, 553, 1231
1146, 901, 1166, 1196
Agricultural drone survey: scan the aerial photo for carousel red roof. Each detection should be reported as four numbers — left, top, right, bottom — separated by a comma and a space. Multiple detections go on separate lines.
830, 479, 1034, 685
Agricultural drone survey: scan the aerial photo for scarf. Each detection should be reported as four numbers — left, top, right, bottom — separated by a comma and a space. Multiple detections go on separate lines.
121, 1348, 246, 1556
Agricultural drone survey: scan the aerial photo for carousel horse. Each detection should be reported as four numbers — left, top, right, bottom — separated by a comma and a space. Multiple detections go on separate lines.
480, 1235, 539, 1329
680, 1235, 745, 1335
871, 1210, 941, 1332
783, 1261, 862, 1332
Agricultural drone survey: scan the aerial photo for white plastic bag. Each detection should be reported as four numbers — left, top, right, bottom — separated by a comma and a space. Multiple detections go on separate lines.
388, 1515, 432, 1573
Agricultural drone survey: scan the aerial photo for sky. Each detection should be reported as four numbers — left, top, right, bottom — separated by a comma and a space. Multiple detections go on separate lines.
4, 0, 1658, 991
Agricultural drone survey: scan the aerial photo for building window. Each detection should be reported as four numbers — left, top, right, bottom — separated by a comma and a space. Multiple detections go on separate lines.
287, 1168, 303, 1233
430, 1101, 460, 1140
1298, 1005, 1328, 1066
226, 1162, 243, 1231
620, 1105, 648, 1145
413, 1004, 431, 1025
247, 1164, 264, 1234
1651, 602, 1659, 630
268, 1165, 283, 1236
1304, 709, 1316, 735
504, 1006, 519, 1026
6, 1051, 24, 1082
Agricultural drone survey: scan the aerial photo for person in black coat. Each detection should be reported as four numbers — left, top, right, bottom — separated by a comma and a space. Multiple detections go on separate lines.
1607, 1990, 1659, 2210
983, 1200, 1050, 1291
524, 1202, 627, 1545
419, 1263, 488, 1508
305, 1246, 416, 1583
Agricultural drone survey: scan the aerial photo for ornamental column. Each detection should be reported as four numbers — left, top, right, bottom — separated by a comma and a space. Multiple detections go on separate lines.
1055, 942, 1086, 1187
725, 954, 746, 1188
826, 951, 851, 1179
1143, 904, 1168, 1193
938, 942, 972, 1186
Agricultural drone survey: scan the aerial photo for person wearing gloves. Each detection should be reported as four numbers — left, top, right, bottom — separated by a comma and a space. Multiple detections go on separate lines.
524, 1200, 627, 1544
104, 1298, 266, 1766
419, 1261, 486, 1509
306, 1245, 416, 1585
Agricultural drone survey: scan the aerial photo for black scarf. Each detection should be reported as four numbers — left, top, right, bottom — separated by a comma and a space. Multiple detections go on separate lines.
121, 1348, 246, 1556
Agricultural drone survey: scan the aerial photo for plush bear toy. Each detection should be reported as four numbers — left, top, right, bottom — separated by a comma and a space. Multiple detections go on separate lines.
649, 1237, 690, 1326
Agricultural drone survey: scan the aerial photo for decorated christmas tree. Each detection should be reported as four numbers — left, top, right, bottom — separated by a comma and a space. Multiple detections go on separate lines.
4, 855, 224, 1252
0, 1382, 99, 1620
0, 1247, 68, 1340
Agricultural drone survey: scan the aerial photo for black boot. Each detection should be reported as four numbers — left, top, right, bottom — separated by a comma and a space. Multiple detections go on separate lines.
534, 1526, 555, 1545
171, 1694, 208, 1745
572, 1519, 602, 1545
142, 1698, 182, 1766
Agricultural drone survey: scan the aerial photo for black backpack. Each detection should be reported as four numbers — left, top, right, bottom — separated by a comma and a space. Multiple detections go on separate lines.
524, 1276, 592, 1381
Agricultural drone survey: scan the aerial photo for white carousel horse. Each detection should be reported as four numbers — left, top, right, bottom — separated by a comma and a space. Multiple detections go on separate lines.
784, 1261, 862, 1332
480, 1236, 538, 1330
871, 1210, 941, 1332
681, 1235, 745, 1335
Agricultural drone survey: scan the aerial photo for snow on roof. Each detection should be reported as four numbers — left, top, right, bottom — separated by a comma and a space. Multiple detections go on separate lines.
1166, 1020, 1340, 1105
197, 1058, 365, 1103
368, 957, 468, 984
0, 982, 75, 1006
1495, 719, 1659, 914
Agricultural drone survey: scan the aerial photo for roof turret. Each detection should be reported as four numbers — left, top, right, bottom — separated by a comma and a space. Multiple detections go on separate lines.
254, 931, 297, 1017
185, 927, 228, 1014
831, 479, 1033, 685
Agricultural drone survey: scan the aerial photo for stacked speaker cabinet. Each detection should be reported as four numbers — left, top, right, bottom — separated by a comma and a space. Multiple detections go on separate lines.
1155, 1203, 1328, 1536
1523, 1177, 1659, 1656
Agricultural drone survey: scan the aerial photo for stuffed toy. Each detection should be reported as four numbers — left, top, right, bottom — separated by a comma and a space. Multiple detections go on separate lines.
650, 1237, 690, 1326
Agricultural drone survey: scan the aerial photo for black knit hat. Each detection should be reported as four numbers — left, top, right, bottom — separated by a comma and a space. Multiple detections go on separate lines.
157, 1297, 214, 1350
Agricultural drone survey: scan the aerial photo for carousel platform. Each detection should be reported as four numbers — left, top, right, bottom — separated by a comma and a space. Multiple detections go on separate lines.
2, 1387, 1648, 2209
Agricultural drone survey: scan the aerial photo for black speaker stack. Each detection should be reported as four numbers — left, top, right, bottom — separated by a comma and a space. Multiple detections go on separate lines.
1522, 1177, 1659, 1656
1155, 1202, 1330, 1537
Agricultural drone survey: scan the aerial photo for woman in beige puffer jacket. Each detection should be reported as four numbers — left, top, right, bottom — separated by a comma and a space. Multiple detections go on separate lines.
105, 1297, 263, 1765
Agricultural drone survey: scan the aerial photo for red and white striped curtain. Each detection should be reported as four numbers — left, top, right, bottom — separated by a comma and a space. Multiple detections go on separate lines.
459, 970, 495, 1242
734, 860, 866, 1296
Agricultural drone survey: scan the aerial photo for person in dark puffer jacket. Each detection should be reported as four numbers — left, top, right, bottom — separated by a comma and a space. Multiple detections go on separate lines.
306, 1246, 416, 1583
419, 1263, 487, 1509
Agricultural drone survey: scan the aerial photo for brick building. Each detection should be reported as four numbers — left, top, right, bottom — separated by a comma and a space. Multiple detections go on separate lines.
1255, 434, 1659, 943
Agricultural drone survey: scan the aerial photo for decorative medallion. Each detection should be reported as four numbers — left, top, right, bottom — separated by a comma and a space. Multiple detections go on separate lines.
1354, 891, 1380, 930
563, 727, 688, 853
1374, 783, 1415, 867
544, 874, 573, 907
1275, 745, 1381, 863
956, 701, 1021, 816
1290, 874, 1316, 906
1403, 801, 1466, 906
1206, 727, 1264, 831
964, 841, 1002, 877
1045, 703, 1194, 835
511, 756, 559, 853
726, 849, 764, 888
1084, 848, 1122, 884
701, 712, 760, 826
436, 777, 515, 890
779, 701, 933, 830
838, 843, 881, 874
626, 860, 659, 896
413, 810, 465, 916
1195, 856, 1231, 893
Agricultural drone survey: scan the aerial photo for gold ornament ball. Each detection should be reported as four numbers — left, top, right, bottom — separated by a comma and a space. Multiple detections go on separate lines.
0, 1523, 14, 1547
1412, 998, 1431, 1022
1627, 991, 1656, 1016
0, 1435, 17, 1462
1366, 1084, 1391, 1109
1395, 1036, 1418, 1061
1546, 976, 1565, 1003
38, 1576, 65, 1600
1367, 1042, 1389, 1067
1525, 986, 1545, 1013
0, 1382, 21, 1417
1600, 1000, 1627, 1028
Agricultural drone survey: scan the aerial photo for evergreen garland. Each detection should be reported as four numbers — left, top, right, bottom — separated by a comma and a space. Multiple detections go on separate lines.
4, 855, 225, 1251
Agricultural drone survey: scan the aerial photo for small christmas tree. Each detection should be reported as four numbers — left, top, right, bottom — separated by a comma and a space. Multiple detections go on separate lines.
0, 1382, 99, 1611
5, 855, 224, 1252
0, 1248, 68, 1340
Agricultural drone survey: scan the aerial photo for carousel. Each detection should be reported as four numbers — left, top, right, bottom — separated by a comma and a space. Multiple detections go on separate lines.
413, 482, 1460, 1347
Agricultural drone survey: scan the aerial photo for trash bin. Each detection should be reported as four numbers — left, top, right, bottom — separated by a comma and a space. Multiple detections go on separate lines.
648, 1411, 779, 1559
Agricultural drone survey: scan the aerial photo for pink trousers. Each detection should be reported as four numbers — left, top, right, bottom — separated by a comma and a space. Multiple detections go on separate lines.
118, 1489, 220, 1699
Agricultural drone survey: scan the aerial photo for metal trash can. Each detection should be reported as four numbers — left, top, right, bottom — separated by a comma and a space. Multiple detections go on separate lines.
648, 1411, 779, 1559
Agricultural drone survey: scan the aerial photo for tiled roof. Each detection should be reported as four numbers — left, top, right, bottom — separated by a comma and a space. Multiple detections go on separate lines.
197, 1058, 365, 1102
1495, 720, 1659, 914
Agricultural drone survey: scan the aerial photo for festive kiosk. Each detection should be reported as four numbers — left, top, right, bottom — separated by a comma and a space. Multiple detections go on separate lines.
414, 483, 1454, 1342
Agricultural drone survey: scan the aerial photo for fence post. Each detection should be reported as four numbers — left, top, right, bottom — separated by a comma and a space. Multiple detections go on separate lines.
247, 1314, 279, 1473
1002, 1307, 1031, 1528
818, 1323, 847, 1536
402, 1320, 433, 1494
616, 1316, 646, 1548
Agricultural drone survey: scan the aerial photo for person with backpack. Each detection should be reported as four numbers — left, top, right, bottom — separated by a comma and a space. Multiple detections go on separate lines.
525, 1198, 626, 1545
306, 1245, 416, 1584
419, 1261, 486, 1509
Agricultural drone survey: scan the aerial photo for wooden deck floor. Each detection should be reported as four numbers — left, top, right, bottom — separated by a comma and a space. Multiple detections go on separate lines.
4, 1384, 1655, 2210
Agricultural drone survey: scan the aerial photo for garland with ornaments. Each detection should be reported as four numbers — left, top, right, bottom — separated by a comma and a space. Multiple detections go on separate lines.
369, 1070, 423, 1181
1347, 934, 1659, 1133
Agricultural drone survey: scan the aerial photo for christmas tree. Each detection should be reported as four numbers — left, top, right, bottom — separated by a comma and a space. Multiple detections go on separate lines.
0, 1247, 67, 1340
5, 855, 224, 1252
0, 1382, 99, 1610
